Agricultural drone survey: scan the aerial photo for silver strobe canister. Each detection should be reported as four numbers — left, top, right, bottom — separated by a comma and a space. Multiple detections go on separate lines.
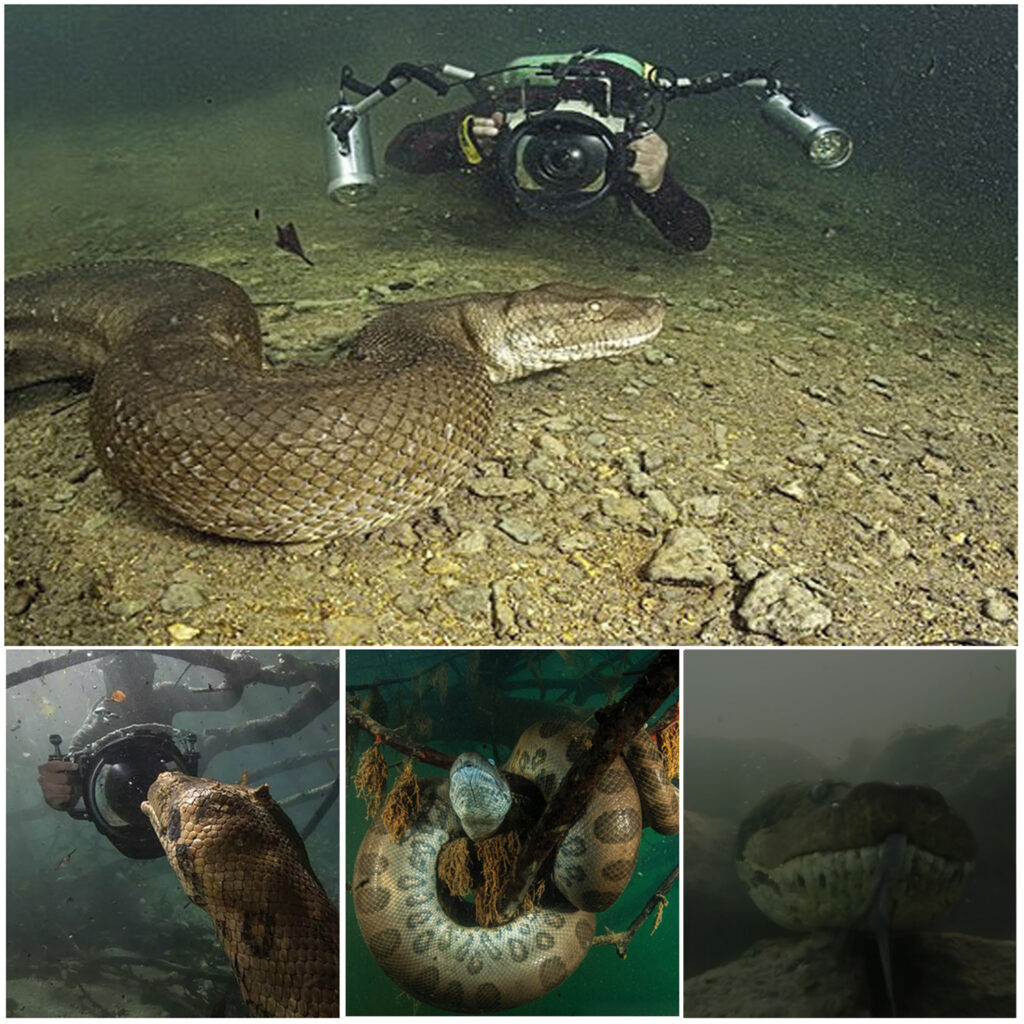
324, 103, 377, 201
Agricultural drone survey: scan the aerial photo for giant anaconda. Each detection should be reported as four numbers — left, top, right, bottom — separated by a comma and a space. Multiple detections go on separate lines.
141, 772, 339, 1017
351, 718, 679, 1013
5, 261, 664, 542
735, 780, 977, 932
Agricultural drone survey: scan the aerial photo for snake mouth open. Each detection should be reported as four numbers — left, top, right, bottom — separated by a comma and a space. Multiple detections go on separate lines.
736, 780, 977, 933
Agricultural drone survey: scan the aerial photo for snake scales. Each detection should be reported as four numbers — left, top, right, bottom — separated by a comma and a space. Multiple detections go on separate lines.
142, 772, 339, 1017
5, 261, 664, 542
351, 718, 679, 1013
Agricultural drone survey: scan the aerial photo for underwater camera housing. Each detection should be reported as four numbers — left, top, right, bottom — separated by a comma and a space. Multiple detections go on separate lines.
490, 52, 652, 220
64, 724, 199, 859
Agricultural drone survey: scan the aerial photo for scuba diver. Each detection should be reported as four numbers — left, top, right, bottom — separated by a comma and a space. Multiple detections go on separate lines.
326, 48, 851, 253
34, 649, 338, 859
384, 53, 712, 252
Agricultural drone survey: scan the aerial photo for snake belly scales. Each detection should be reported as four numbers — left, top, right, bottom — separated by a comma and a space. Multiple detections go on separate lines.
142, 772, 340, 1017
351, 718, 679, 1013
4, 261, 664, 542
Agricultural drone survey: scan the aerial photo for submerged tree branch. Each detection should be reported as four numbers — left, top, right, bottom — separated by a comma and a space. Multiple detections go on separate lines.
500, 649, 679, 917
591, 864, 679, 956
346, 699, 455, 771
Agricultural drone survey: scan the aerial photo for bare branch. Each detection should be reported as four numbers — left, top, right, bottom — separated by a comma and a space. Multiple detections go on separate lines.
591, 864, 679, 956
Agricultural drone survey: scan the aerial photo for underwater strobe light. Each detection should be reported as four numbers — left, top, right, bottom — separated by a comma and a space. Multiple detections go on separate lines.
758, 92, 853, 169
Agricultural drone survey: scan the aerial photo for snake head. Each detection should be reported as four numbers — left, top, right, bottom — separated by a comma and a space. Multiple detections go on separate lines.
474, 282, 666, 383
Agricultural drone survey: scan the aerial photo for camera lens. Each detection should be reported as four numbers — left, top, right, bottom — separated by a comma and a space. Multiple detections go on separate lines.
522, 130, 608, 192
95, 758, 167, 829
539, 141, 588, 181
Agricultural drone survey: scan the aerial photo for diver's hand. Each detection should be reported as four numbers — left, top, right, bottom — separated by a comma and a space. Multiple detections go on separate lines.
38, 760, 81, 811
469, 111, 505, 156
628, 131, 669, 193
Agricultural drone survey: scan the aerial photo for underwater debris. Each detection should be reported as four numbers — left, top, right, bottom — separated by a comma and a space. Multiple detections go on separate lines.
353, 743, 388, 820
381, 759, 420, 840
474, 831, 522, 926
438, 837, 472, 898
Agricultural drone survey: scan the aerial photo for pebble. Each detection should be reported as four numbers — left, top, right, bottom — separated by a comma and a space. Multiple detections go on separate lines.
160, 582, 207, 613
643, 527, 729, 586
446, 585, 490, 618
920, 453, 954, 477
490, 581, 517, 636
167, 623, 201, 642
982, 595, 1014, 623
557, 531, 597, 553
541, 415, 575, 434
815, 325, 838, 338
770, 355, 802, 376
108, 598, 147, 619
467, 477, 534, 498
323, 614, 376, 645
600, 495, 645, 525
452, 529, 489, 555
738, 569, 833, 641
535, 433, 568, 459
773, 479, 809, 503
497, 517, 543, 544
646, 489, 678, 521
687, 494, 722, 519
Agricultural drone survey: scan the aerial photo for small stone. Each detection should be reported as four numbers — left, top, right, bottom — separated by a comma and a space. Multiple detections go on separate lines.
920, 453, 954, 478
167, 622, 201, 642
733, 555, 762, 583
770, 355, 802, 376
738, 569, 833, 642
541, 415, 575, 433
600, 495, 645, 525
535, 433, 568, 459
585, 432, 608, 447
108, 599, 147, 618
446, 585, 491, 618
452, 529, 489, 555
643, 527, 729, 586
160, 582, 207, 613
491, 581, 517, 637
497, 517, 543, 544
687, 494, 722, 519
557, 531, 597, 553
815, 325, 838, 338
881, 529, 911, 560
646, 489, 678, 521
773, 479, 809, 503
323, 614, 376, 645
982, 596, 1013, 623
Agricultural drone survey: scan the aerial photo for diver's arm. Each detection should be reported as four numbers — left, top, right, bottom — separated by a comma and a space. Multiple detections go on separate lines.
384, 109, 471, 173
627, 170, 712, 252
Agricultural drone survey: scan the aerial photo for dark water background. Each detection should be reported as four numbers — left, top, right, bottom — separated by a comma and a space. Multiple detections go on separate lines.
346, 648, 680, 1014
5, 4, 1017, 302
5, 649, 339, 1018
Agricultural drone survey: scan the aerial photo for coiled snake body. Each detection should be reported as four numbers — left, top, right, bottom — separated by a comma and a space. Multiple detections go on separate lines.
142, 772, 339, 1017
351, 719, 678, 1013
5, 261, 664, 542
